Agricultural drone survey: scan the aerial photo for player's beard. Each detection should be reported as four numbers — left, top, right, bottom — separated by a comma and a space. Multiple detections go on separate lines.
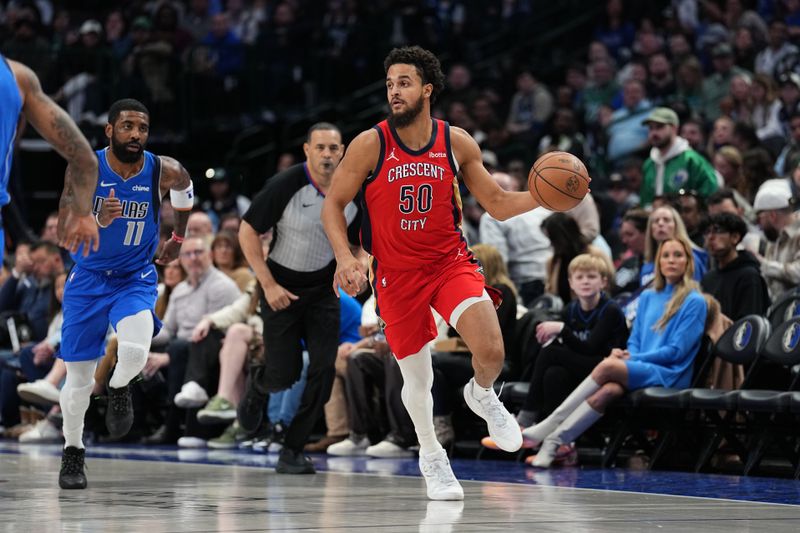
111, 135, 144, 164
388, 95, 424, 129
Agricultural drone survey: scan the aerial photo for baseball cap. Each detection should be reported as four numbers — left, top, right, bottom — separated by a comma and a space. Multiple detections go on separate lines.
641, 107, 679, 126
778, 71, 800, 89
79, 19, 102, 35
131, 16, 152, 31
753, 178, 793, 211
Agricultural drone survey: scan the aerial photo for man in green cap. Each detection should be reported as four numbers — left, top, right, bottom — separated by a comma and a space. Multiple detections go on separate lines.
640, 107, 719, 206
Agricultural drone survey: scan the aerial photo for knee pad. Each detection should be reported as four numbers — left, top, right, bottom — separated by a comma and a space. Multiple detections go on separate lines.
110, 341, 149, 387
60, 381, 94, 417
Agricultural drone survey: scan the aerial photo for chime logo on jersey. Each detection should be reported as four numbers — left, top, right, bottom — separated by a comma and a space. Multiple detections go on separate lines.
92, 196, 150, 219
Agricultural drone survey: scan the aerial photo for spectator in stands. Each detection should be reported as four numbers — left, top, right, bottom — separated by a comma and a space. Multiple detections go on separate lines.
506, 69, 554, 141
524, 236, 707, 468
679, 118, 709, 159
774, 112, 800, 177
701, 212, 770, 320
153, 3, 194, 55
1, 5, 51, 82
438, 63, 478, 111
542, 213, 612, 305
604, 79, 652, 163
640, 107, 718, 207
200, 168, 251, 229
593, 0, 635, 62
200, 12, 244, 78
484, 253, 628, 465
707, 188, 763, 252
615, 209, 649, 294
733, 26, 758, 73
714, 145, 755, 207
143, 236, 240, 445
751, 73, 784, 142
0, 241, 63, 342
755, 20, 797, 78
646, 52, 677, 105
641, 204, 708, 287
675, 189, 707, 247
537, 107, 587, 161
211, 230, 253, 291
702, 42, 751, 122
104, 10, 132, 61
753, 179, 800, 298
584, 58, 619, 125
186, 211, 214, 239
776, 72, 800, 136
708, 116, 735, 156
674, 57, 705, 119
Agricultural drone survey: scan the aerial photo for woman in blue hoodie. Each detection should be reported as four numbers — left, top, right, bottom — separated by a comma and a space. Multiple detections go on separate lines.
523, 235, 707, 467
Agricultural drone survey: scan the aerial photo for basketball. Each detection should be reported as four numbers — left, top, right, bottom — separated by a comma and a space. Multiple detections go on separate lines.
528, 151, 590, 211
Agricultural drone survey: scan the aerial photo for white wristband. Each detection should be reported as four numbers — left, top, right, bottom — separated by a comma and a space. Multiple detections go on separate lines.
95, 212, 110, 228
170, 182, 194, 210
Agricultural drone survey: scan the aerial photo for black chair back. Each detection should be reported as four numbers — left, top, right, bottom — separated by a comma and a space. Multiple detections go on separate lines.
767, 294, 800, 329
713, 314, 772, 366
761, 317, 800, 368
528, 294, 564, 314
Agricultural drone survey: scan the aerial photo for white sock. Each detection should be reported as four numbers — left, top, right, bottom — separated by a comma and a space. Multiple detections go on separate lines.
469, 378, 493, 400
60, 360, 97, 449
396, 345, 443, 457
110, 311, 153, 389
523, 375, 600, 443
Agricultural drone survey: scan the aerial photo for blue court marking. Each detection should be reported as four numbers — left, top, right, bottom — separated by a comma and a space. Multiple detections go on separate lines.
2, 441, 799, 506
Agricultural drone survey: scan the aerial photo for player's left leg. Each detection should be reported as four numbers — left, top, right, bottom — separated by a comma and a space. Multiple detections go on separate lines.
59, 359, 97, 489
106, 310, 154, 438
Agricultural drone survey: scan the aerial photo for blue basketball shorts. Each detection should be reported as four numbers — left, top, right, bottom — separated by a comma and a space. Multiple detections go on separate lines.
61, 264, 163, 362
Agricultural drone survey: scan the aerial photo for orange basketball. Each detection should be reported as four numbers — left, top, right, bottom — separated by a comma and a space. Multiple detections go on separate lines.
527, 151, 590, 211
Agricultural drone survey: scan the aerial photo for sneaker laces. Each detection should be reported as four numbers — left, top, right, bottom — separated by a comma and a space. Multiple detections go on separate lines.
421, 455, 457, 486
479, 390, 510, 430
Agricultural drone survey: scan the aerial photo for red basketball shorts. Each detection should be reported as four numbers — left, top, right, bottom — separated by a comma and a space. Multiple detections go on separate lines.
370, 253, 489, 359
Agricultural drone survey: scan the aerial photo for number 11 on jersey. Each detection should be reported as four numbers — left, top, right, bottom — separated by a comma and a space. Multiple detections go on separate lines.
123, 221, 145, 246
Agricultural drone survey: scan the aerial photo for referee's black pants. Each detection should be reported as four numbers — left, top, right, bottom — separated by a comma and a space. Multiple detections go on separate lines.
258, 285, 340, 452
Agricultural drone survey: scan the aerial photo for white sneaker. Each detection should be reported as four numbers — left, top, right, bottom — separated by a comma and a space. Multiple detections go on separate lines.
19, 419, 61, 443
366, 439, 414, 458
463, 379, 522, 452
174, 381, 209, 408
177, 436, 207, 448
17, 380, 61, 406
326, 436, 370, 456
419, 449, 464, 501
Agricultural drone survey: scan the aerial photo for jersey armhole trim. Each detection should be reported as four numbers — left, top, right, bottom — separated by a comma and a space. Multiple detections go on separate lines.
444, 121, 460, 176
365, 126, 385, 185
152, 154, 163, 224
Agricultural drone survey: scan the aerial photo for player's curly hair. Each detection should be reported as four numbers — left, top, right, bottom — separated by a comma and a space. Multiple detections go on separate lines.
384, 46, 446, 104
108, 98, 149, 125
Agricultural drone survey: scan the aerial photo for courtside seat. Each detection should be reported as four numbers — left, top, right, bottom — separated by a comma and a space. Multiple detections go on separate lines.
789, 392, 800, 414
767, 293, 800, 330
735, 389, 793, 412
633, 387, 693, 409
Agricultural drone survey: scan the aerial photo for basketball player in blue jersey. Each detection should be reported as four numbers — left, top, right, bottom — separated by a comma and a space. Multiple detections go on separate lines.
57, 99, 194, 490
1, 55, 99, 261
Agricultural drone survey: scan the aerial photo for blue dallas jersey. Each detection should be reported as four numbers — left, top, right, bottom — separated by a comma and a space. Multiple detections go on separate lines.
71, 148, 162, 273
0, 54, 22, 207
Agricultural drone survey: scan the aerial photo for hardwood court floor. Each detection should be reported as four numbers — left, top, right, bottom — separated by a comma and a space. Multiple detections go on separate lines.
1, 442, 799, 532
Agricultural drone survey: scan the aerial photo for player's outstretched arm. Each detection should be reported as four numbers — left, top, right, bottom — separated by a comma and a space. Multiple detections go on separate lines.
321, 129, 377, 296
155, 156, 192, 265
10, 60, 100, 255
450, 126, 539, 221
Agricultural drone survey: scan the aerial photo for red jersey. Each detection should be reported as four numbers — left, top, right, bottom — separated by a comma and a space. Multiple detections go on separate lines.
361, 118, 469, 270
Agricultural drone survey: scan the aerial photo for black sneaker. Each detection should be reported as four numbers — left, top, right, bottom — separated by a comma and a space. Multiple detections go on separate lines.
276, 447, 316, 474
59, 446, 87, 489
106, 384, 134, 439
237, 366, 268, 432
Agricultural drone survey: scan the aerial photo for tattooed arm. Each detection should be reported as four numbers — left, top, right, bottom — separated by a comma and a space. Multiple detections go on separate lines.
9, 60, 99, 255
155, 156, 193, 265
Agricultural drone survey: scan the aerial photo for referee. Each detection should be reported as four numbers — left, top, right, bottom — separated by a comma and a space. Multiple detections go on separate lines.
238, 122, 361, 473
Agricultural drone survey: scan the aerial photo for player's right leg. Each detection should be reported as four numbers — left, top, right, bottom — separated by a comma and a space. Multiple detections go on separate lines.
58, 267, 112, 489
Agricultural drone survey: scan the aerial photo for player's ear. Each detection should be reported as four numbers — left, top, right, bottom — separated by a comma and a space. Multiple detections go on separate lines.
104, 122, 113, 141
423, 84, 432, 99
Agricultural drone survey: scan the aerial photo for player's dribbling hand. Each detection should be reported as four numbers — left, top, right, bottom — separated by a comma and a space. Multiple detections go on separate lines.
333, 256, 367, 297
58, 210, 100, 256
263, 282, 299, 311
155, 237, 181, 265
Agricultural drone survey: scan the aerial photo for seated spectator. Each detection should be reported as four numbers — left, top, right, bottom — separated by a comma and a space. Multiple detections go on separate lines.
211, 230, 254, 291
482, 253, 628, 465
0, 241, 64, 343
0, 272, 65, 431
542, 213, 612, 304
200, 169, 251, 231
603, 79, 652, 163
614, 209, 648, 294
523, 236, 708, 467
506, 69, 554, 142
537, 107, 587, 161
712, 146, 757, 207
186, 211, 214, 240
752, 179, 800, 298
706, 188, 763, 252
702, 211, 770, 325
640, 205, 708, 288
428, 243, 518, 447
142, 237, 240, 445
674, 189, 707, 247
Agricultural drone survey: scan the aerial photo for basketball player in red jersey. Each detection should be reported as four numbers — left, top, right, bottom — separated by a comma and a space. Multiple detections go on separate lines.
322, 46, 542, 500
